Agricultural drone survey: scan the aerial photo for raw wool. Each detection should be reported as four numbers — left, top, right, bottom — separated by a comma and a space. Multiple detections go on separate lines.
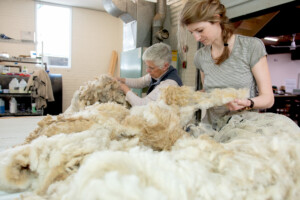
0, 84, 300, 199
22, 124, 300, 200
123, 102, 187, 151
196, 87, 250, 109
159, 86, 195, 107
159, 86, 250, 127
159, 86, 250, 110
65, 74, 128, 114
213, 111, 300, 142
0, 146, 33, 192
0, 117, 140, 194
0, 86, 250, 194
24, 102, 130, 144
0, 101, 186, 193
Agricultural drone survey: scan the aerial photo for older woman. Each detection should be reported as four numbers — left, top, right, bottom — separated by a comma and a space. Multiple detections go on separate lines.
117, 43, 183, 106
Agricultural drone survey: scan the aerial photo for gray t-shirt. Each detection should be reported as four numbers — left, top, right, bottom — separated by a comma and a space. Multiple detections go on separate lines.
194, 34, 267, 127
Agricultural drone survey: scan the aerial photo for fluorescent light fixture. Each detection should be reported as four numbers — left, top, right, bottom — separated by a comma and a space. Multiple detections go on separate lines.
264, 37, 278, 42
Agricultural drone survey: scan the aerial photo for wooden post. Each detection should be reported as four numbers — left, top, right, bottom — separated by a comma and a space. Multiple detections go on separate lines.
108, 50, 118, 77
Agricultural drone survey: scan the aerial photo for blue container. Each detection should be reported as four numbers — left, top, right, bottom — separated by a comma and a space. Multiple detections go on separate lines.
0, 98, 4, 114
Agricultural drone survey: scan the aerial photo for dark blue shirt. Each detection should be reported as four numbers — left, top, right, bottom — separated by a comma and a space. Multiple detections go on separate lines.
147, 66, 183, 94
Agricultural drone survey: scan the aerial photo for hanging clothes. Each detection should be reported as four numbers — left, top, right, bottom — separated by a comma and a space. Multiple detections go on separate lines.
25, 69, 54, 109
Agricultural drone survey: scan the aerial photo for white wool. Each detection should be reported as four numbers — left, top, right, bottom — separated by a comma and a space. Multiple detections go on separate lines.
33, 125, 299, 200
178, 106, 197, 126
0, 122, 140, 193
47, 150, 190, 200
0, 82, 300, 200
65, 74, 127, 114
0, 146, 32, 192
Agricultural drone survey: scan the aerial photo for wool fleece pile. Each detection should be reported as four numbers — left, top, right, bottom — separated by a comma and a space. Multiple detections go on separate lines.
0, 74, 299, 200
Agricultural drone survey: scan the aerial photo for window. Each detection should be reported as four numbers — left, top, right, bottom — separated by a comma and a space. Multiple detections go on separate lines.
36, 3, 72, 68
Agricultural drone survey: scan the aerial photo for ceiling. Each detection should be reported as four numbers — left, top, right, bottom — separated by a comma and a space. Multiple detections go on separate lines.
36, 0, 106, 11
36, 0, 300, 54
232, 1, 300, 54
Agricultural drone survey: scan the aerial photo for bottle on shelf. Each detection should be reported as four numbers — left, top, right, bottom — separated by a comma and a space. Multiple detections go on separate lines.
22, 66, 28, 74
0, 98, 5, 113
19, 79, 27, 93
32, 103, 36, 113
9, 97, 17, 113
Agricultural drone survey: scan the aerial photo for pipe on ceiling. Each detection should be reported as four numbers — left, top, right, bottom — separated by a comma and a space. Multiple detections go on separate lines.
102, 0, 134, 23
152, 0, 168, 44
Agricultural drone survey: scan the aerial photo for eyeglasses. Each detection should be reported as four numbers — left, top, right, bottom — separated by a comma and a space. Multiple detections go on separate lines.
147, 66, 156, 71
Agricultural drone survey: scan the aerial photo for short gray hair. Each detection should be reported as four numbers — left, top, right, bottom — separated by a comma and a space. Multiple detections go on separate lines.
142, 43, 172, 69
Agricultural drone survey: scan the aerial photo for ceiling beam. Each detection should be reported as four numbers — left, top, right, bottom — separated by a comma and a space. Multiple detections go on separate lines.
233, 11, 280, 36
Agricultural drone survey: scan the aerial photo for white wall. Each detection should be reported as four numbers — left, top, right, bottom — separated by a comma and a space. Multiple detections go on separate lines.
267, 53, 300, 91
0, 0, 123, 112
0, 0, 36, 58
179, 33, 197, 88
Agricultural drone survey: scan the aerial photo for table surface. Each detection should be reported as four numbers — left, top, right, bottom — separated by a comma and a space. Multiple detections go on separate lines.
0, 116, 45, 151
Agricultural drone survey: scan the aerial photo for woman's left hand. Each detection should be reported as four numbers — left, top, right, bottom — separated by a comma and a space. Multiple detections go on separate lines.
226, 99, 250, 111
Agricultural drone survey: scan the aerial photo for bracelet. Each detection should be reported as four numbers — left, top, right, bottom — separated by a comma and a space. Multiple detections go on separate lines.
244, 98, 254, 110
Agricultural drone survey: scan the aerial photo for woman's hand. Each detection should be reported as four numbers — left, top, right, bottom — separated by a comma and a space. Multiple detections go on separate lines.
115, 77, 125, 83
226, 99, 251, 111
119, 83, 130, 94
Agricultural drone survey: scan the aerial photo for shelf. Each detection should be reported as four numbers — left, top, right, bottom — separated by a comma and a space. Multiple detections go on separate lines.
0, 93, 31, 98
0, 57, 47, 71
0, 38, 36, 44
0, 57, 43, 64
0, 111, 43, 117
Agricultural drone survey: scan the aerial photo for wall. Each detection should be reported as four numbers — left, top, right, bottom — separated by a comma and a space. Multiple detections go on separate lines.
0, 0, 36, 57
177, 33, 197, 88
267, 53, 300, 92
0, 0, 123, 112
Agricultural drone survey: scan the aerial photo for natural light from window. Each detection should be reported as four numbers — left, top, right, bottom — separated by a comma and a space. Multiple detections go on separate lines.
36, 3, 71, 68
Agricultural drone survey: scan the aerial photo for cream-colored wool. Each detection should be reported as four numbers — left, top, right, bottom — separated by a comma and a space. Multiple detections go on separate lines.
159, 86, 249, 110
123, 102, 186, 151
0, 119, 140, 194
65, 74, 128, 114
159, 86, 195, 106
24, 102, 130, 144
159, 86, 249, 127
21, 121, 300, 200
0, 77, 299, 200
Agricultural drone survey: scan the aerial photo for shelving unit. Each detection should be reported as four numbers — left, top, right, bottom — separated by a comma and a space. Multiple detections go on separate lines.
0, 57, 47, 71
0, 93, 43, 117
0, 93, 31, 98
0, 38, 61, 117
0, 38, 36, 44
0, 74, 44, 117
262, 94, 300, 126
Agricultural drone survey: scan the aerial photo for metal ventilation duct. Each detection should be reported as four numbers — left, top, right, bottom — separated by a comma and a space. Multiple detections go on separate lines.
103, 0, 155, 50
102, 0, 135, 23
152, 0, 168, 44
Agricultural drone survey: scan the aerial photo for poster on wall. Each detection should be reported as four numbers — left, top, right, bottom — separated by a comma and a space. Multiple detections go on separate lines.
285, 79, 297, 93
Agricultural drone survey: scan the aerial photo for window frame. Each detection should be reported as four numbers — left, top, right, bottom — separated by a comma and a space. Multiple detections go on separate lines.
35, 2, 72, 68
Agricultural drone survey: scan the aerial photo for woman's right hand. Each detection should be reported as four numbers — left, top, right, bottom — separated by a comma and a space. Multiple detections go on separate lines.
119, 83, 130, 94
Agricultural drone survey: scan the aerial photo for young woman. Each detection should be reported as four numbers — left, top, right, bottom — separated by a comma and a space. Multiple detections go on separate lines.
179, 0, 274, 128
